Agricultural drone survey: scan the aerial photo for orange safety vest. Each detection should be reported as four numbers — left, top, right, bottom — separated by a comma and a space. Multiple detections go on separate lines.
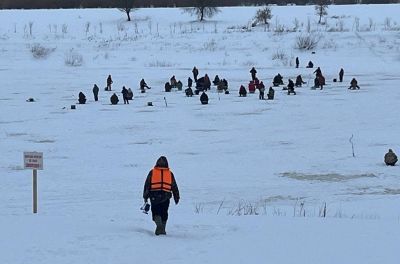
150, 167, 172, 192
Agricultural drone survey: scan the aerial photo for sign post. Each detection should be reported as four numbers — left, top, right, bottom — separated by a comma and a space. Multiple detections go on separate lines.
33, 169, 37, 213
24, 152, 43, 214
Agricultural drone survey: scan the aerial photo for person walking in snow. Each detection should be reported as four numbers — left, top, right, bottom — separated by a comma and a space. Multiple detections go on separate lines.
143, 156, 180, 236
384, 149, 398, 166
295, 57, 299, 68
92, 84, 99, 101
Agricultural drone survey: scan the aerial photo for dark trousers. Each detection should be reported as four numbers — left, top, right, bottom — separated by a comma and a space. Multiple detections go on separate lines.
151, 199, 170, 222
94, 94, 98, 101
259, 91, 264, 100
123, 97, 129, 104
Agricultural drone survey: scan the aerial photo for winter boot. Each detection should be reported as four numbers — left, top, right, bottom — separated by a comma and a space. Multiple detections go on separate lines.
160, 221, 167, 235
154, 216, 163, 236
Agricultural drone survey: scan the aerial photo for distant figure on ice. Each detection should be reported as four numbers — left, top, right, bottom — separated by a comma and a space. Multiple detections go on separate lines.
314, 67, 322, 77
348, 78, 360, 90
239, 85, 247, 97
177, 80, 183, 91
200, 91, 209, 105
295, 75, 306, 87
195, 77, 205, 92
188, 77, 193, 89
121, 86, 129, 104
223, 79, 228, 90
250, 67, 257, 81
127, 88, 133, 100
213, 75, 220, 85
267, 87, 275, 100
273, 74, 284, 86
170, 76, 177, 88
140, 79, 150, 93
143, 156, 180, 236
384, 149, 398, 166
217, 79, 228, 91
165, 82, 172, 92
204, 74, 211, 90
185, 87, 194, 97
192, 66, 199, 82
258, 81, 265, 100
78, 92, 86, 104
107, 75, 113, 91
287, 79, 296, 95
339, 68, 344, 82
92, 84, 99, 101
313, 74, 325, 90
295, 57, 299, 68
306, 61, 314, 68
110, 93, 119, 105
318, 75, 326, 90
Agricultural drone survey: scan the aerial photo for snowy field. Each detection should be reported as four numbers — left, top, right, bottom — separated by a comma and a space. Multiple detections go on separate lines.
1, 4, 400, 263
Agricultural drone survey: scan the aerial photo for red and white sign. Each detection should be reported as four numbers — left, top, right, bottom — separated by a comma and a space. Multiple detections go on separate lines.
24, 152, 43, 170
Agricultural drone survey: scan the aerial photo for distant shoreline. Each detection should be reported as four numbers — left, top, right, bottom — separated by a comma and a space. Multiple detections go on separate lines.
1, 1, 399, 10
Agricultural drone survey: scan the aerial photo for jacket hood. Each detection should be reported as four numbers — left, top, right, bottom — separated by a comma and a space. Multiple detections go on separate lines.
155, 156, 169, 168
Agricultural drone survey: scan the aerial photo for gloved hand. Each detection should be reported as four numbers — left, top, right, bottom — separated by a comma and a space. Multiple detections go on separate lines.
174, 198, 179, 205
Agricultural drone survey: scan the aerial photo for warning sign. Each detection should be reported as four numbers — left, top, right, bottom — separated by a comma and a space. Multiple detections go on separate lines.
24, 152, 43, 170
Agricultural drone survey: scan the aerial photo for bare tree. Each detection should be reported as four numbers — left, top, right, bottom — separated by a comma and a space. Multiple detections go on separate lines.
254, 6, 272, 25
118, 0, 135, 21
315, 0, 329, 24
183, 0, 220, 22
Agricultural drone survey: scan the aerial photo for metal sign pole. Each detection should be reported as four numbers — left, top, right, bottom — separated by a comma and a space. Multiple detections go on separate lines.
33, 169, 38, 214
24, 151, 43, 214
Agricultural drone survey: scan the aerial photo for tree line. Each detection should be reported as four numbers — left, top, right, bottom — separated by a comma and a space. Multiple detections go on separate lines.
0, 0, 397, 9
